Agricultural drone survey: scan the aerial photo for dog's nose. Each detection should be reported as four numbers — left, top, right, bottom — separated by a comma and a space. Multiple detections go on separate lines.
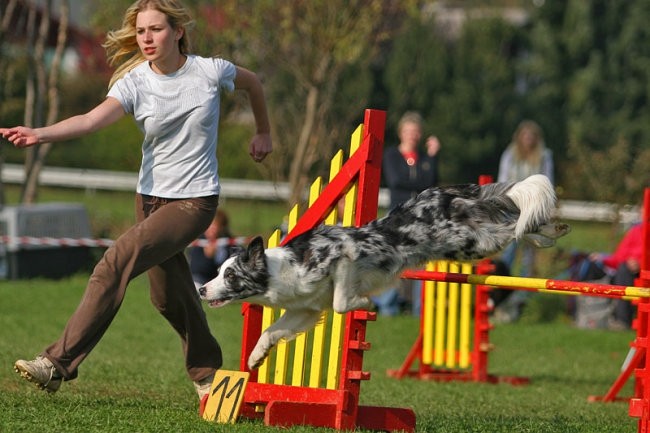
198, 285, 206, 298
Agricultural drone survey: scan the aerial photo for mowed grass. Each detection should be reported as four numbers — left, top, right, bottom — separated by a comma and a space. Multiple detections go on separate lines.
0, 185, 639, 431
0, 274, 638, 433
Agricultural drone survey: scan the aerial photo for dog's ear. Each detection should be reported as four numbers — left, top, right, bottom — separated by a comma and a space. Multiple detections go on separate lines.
229, 245, 244, 257
242, 236, 266, 266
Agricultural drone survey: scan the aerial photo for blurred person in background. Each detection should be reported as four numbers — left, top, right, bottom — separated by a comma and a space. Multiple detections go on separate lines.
374, 111, 441, 316
189, 209, 238, 287
494, 120, 553, 322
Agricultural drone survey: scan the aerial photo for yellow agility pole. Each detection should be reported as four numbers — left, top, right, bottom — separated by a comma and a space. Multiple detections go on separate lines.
326, 124, 363, 390
289, 178, 325, 387
445, 262, 460, 368
272, 206, 299, 385
433, 260, 448, 366
421, 261, 436, 365
307, 150, 346, 388
458, 262, 473, 368
421, 261, 474, 369
256, 229, 281, 384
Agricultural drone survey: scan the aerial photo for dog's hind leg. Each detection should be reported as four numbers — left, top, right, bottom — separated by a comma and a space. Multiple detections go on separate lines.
248, 309, 322, 370
332, 258, 373, 314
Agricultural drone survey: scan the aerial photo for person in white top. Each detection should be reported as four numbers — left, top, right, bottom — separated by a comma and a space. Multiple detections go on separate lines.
493, 120, 553, 322
2, 0, 272, 406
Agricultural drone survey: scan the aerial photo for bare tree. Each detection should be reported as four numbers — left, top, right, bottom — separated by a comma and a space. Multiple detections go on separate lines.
0, 0, 21, 207
215, 0, 414, 206
20, 0, 69, 203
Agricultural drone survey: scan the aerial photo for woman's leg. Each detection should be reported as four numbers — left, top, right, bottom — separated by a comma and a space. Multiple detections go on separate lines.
42, 194, 219, 381
137, 195, 222, 382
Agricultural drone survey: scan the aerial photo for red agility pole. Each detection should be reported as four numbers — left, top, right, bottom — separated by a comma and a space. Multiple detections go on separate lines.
620, 187, 650, 433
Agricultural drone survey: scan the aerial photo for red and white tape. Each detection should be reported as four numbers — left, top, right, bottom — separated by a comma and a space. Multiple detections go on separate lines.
0, 236, 251, 249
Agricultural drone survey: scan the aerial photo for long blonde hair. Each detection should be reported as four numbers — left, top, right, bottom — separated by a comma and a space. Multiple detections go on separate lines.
510, 119, 545, 166
103, 0, 195, 88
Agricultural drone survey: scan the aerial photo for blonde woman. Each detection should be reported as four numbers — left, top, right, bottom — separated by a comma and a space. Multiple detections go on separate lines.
498, 120, 553, 185
495, 120, 553, 321
2, 0, 271, 404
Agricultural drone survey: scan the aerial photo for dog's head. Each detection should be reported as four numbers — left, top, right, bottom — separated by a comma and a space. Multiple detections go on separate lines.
198, 236, 269, 307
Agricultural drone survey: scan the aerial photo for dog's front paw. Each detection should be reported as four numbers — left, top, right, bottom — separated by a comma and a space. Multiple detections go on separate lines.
247, 348, 269, 370
333, 295, 373, 314
537, 222, 571, 239
554, 223, 571, 238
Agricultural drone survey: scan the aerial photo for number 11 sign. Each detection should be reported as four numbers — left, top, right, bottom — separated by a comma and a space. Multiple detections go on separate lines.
202, 370, 250, 423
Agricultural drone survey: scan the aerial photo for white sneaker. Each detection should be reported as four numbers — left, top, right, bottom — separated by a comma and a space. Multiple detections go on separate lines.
14, 356, 63, 393
193, 373, 215, 400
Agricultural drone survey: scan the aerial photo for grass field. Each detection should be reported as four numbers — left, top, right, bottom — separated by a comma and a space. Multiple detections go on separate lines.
0, 274, 639, 433
0, 186, 641, 432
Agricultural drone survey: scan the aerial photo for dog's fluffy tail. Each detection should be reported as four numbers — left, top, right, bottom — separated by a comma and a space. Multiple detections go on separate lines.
506, 174, 556, 239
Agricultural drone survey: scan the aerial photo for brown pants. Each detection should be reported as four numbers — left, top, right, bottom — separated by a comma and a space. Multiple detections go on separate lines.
44, 194, 222, 382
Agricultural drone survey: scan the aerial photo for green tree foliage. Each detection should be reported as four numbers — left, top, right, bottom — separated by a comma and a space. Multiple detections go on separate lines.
4, 1, 650, 205
434, 18, 523, 183
382, 19, 449, 125
381, 15, 524, 183
526, 0, 650, 203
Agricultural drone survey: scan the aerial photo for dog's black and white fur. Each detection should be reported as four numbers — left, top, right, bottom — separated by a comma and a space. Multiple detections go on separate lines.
199, 174, 569, 369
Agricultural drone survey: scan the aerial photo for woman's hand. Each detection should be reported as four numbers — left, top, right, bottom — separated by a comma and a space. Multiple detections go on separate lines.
249, 132, 272, 162
425, 135, 441, 157
0, 126, 41, 148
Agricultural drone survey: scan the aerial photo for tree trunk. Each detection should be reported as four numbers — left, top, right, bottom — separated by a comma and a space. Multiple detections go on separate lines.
287, 85, 319, 206
22, 0, 68, 204
0, 0, 20, 207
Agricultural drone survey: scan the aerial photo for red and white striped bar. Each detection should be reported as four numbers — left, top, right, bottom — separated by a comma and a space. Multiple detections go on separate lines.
402, 269, 650, 300
0, 235, 250, 249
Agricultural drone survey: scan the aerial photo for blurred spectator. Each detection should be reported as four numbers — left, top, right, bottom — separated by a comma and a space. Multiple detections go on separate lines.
493, 120, 553, 322
374, 111, 441, 316
572, 223, 643, 329
189, 209, 236, 287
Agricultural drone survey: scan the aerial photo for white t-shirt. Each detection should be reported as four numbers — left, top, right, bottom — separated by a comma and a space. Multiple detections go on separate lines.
107, 55, 236, 198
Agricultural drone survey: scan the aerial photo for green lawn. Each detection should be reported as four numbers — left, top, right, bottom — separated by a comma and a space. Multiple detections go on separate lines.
0, 185, 639, 432
0, 274, 639, 432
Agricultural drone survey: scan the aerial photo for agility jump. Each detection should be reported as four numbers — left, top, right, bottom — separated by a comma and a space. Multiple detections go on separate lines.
210, 107, 650, 431
390, 186, 650, 433
236, 109, 416, 432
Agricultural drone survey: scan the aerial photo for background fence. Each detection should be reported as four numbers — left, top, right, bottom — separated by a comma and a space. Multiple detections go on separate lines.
0, 164, 641, 224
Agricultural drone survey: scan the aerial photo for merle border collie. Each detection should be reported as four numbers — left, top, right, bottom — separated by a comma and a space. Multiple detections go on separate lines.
199, 174, 569, 369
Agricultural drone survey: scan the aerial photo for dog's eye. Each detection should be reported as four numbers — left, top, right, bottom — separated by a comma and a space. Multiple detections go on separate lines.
224, 268, 235, 284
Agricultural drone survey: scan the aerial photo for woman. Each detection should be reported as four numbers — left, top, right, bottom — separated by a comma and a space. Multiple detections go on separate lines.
382, 111, 440, 208
1, 0, 272, 404
498, 120, 553, 187
494, 120, 552, 322
375, 111, 440, 316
